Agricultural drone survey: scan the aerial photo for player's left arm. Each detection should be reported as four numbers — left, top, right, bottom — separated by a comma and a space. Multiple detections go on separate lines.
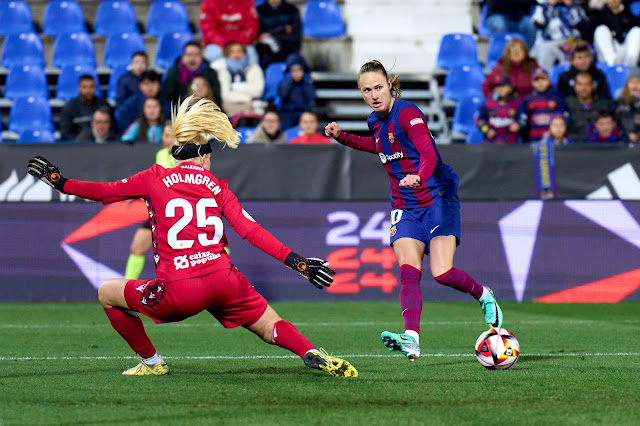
27, 156, 149, 204
219, 181, 334, 289
398, 107, 438, 188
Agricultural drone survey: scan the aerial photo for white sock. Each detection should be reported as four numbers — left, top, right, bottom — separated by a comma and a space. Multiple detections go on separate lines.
143, 353, 158, 365
404, 330, 420, 344
479, 286, 489, 302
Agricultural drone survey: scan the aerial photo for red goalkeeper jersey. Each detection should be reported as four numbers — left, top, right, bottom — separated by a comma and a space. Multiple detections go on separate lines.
64, 162, 291, 282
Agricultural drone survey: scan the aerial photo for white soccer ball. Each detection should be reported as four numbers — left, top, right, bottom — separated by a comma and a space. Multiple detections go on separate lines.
475, 328, 519, 370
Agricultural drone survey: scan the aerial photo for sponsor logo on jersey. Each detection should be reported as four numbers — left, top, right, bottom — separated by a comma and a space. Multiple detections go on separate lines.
489, 117, 515, 128
378, 151, 404, 164
410, 118, 424, 126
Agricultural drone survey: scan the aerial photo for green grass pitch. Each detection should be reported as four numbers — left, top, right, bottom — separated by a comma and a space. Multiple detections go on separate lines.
1, 302, 639, 425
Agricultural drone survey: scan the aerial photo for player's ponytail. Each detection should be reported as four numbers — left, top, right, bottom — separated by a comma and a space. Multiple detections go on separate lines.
171, 95, 240, 150
358, 60, 402, 98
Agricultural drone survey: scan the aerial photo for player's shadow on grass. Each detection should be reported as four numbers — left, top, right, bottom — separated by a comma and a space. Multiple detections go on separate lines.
1, 366, 114, 379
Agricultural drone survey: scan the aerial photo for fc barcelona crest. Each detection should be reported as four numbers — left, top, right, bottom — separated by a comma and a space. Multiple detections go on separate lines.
388, 132, 395, 143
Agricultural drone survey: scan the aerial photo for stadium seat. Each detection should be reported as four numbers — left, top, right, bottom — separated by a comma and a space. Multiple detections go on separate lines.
4, 65, 49, 101
486, 33, 526, 70
631, 1, 640, 17
465, 126, 485, 144
56, 65, 101, 101
263, 61, 287, 102
443, 64, 484, 102
104, 32, 146, 69
549, 63, 570, 87
478, 3, 492, 37
42, 1, 87, 36
155, 32, 194, 70
17, 129, 56, 144
436, 34, 479, 70
94, 0, 138, 36
605, 65, 631, 98
284, 126, 302, 142
52, 32, 96, 68
147, 1, 191, 37
1, 33, 45, 68
9, 97, 54, 133
236, 127, 256, 143
0, 1, 35, 36
452, 96, 483, 136
107, 64, 129, 102
302, 0, 346, 38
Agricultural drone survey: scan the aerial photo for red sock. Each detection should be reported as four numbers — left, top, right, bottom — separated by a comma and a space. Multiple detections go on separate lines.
272, 320, 315, 358
399, 264, 422, 333
103, 307, 156, 359
434, 268, 484, 300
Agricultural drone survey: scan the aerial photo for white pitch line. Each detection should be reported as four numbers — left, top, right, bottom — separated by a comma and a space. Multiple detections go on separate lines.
0, 353, 639, 362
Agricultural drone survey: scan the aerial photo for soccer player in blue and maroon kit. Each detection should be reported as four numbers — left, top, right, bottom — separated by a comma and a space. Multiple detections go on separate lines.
325, 60, 503, 361
28, 96, 357, 377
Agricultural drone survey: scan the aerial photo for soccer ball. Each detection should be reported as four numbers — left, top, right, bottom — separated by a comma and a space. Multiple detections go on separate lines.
475, 328, 519, 370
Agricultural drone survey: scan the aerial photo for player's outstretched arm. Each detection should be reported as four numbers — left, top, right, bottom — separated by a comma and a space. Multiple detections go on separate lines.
284, 252, 335, 290
326, 121, 377, 153
27, 156, 67, 192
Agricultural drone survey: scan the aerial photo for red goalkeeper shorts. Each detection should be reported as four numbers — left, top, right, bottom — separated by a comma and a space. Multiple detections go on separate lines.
124, 266, 268, 328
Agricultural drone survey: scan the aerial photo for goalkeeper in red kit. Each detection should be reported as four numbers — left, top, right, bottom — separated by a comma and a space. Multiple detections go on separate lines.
27, 96, 357, 377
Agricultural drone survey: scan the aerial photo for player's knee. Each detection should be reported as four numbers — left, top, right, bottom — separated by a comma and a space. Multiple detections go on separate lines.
98, 280, 117, 308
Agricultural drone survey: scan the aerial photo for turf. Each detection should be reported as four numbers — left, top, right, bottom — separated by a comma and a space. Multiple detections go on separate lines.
1, 302, 639, 425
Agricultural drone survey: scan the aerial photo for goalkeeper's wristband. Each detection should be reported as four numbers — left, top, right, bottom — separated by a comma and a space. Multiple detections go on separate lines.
284, 252, 308, 275
49, 174, 68, 192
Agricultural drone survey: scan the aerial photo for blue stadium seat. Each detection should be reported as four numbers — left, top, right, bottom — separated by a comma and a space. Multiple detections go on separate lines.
465, 126, 485, 144
236, 126, 256, 143
486, 33, 526, 70
4, 65, 49, 101
549, 63, 570, 87
443, 64, 484, 102
605, 65, 631, 98
302, 0, 346, 38
284, 126, 302, 142
52, 32, 96, 68
0, 1, 35, 36
436, 34, 479, 70
155, 32, 194, 70
1, 33, 45, 68
452, 95, 483, 136
94, 0, 138, 36
56, 65, 101, 101
478, 3, 492, 37
147, 1, 190, 37
107, 64, 129, 101
9, 97, 54, 133
630, 1, 640, 17
17, 129, 56, 144
104, 32, 146, 68
263, 61, 287, 102
43, 1, 86, 36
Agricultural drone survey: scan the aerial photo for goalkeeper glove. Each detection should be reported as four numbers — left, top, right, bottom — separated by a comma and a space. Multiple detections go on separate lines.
285, 252, 335, 289
27, 156, 67, 192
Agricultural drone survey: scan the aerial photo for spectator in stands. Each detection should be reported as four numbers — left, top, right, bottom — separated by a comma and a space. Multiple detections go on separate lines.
121, 97, 167, 144
483, 38, 539, 102
290, 111, 332, 144
566, 71, 613, 142
76, 107, 119, 143
116, 52, 148, 109
211, 42, 265, 115
484, 0, 538, 47
615, 67, 640, 143
188, 76, 215, 101
475, 75, 527, 144
591, 0, 640, 66
541, 113, 573, 145
59, 74, 110, 141
117, 70, 171, 133
557, 41, 611, 98
256, 0, 302, 69
586, 109, 627, 142
246, 106, 287, 143
162, 42, 222, 106
278, 54, 316, 129
531, 0, 590, 71
523, 68, 567, 142
199, 0, 259, 64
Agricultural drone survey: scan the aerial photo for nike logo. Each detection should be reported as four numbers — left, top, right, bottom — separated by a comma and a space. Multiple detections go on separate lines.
375, 138, 380, 144
430, 225, 440, 234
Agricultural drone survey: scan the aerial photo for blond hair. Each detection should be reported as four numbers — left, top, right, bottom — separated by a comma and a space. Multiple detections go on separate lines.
171, 95, 240, 150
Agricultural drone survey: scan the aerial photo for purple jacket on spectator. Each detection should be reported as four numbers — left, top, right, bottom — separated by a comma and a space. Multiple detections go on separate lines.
585, 123, 626, 144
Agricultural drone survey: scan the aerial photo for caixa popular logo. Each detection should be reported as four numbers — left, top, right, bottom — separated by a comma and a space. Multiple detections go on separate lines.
378, 151, 403, 164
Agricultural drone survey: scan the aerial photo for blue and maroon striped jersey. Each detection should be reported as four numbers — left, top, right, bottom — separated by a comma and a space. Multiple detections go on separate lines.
523, 89, 567, 142
475, 96, 526, 144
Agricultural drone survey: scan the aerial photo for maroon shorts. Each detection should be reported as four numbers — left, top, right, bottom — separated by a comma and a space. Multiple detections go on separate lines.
124, 266, 268, 328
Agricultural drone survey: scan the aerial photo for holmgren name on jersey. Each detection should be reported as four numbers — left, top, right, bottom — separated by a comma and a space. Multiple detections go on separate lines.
162, 173, 222, 195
